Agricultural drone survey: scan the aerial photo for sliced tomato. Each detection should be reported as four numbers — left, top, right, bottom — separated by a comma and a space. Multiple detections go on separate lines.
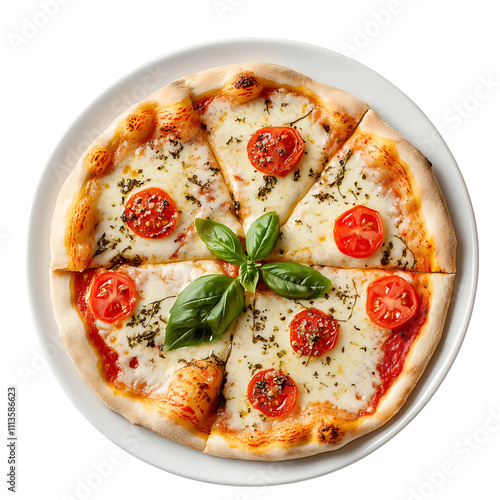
221, 261, 240, 277
247, 368, 297, 417
247, 126, 304, 176
124, 187, 179, 239
334, 205, 384, 258
366, 275, 418, 329
89, 272, 137, 323
290, 308, 339, 357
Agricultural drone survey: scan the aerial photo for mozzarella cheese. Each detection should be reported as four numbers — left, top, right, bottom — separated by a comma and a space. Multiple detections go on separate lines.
198, 89, 334, 231
93, 261, 233, 397
271, 148, 416, 269
220, 267, 408, 430
90, 135, 242, 268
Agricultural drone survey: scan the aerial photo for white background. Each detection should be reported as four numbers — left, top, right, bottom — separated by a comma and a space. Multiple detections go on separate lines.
2, 0, 499, 499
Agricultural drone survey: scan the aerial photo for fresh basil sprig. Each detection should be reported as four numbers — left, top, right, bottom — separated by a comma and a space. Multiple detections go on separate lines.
163, 212, 332, 350
164, 275, 245, 351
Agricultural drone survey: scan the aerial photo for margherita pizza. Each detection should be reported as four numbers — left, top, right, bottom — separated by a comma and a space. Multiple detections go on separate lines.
50, 63, 456, 461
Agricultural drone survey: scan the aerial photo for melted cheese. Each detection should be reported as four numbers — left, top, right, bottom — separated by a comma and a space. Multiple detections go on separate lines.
220, 267, 410, 430
198, 89, 333, 231
93, 261, 233, 397
272, 148, 415, 269
90, 135, 241, 268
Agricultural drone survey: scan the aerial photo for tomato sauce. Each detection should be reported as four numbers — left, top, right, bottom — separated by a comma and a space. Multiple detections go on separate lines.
193, 95, 216, 114
73, 271, 121, 384
360, 294, 429, 417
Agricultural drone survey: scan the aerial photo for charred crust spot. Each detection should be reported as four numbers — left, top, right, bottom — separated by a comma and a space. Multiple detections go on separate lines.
233, 73, 258, 89
317, 423, 344, 444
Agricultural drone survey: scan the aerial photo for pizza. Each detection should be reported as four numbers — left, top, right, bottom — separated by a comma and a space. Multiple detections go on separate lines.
49, 63, 456, 461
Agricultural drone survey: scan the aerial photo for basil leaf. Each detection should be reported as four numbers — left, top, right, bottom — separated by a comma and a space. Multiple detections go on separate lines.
163, 275, 244, 350
260, 262, 332, 299
246, 212, 280, 261
195, 218, 247, 265
206, 279, 245, 339
238, 261, 261, 293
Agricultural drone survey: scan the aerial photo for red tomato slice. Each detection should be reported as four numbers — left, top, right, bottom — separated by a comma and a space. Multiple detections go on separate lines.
334, 205, 384, 258
247, 126, 304, 176
247, 369, 297, 417
290, 308, 339, 357
124, 187, 179, 239
89, 272, 137, 323
221, 261, 240, 277
366, 275, 418, 329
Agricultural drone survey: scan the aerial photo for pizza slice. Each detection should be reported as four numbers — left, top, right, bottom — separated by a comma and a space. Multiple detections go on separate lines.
50, 261, 235, 451
271, 110, 456, 272
50, 80, 242, 272
205, 266, 454, 460
185, 63, 368, 231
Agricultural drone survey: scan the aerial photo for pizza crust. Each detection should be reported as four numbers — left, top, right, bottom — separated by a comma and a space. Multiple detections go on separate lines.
184, 62, 369, 120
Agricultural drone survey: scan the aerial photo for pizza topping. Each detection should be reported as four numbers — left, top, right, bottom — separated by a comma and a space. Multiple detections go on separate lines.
256, 175, 278, 201
247, 127, 305, 177
88, 272, 137, 324
290, 308, 339, 356
247, 369, 297, 417
245, 211, 280, 261
195, 218, 247, 265
260, 262, 332, 300
334, 205, 384, 258
74, 271, 121, 383
164, 214, 333, 350
366, 275, 418, 328
123, 187, 179, 239
221, 261, 240, 277
163, 275, 246, 351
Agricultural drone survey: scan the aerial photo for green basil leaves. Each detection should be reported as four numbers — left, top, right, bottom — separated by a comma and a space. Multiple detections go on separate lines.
163, 275, 245, 351
260, 262, 332, 299
238, 260, 261, 293
164, 212, 332, 350
195, 218, 246, 265
245, 212, 280, 261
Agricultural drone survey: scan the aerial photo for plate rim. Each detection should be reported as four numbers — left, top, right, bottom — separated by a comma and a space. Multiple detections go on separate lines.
27, 37, 478, 486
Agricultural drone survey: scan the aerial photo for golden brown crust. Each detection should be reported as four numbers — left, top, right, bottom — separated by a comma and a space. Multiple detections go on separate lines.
185, 62, 366, 112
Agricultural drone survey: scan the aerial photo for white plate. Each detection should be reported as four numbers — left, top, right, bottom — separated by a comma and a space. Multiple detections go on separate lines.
28, 38, 478, 486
